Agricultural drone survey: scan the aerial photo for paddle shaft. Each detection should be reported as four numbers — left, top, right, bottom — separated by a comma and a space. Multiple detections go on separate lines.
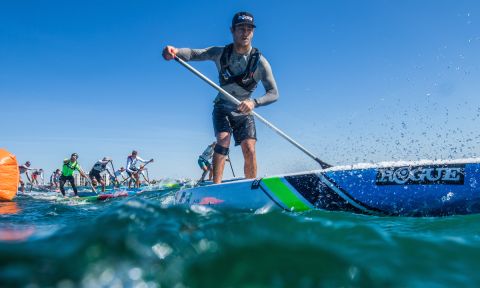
127, 160, 153, 185
138, 161, 152, 185
139, 160, 153, 171
110, 161, 118, 184
140, 170, 149, 183
227, 156, 236, 177
174, 56, 331, 169
79, 168, 97, 194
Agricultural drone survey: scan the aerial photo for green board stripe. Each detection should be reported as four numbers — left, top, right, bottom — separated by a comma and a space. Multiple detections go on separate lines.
262, 177, 311, 212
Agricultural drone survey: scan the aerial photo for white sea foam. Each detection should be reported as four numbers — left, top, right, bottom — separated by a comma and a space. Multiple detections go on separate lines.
263, 157, 480, 178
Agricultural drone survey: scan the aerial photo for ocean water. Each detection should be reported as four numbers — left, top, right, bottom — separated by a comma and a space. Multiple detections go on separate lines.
1, 189, 480, 288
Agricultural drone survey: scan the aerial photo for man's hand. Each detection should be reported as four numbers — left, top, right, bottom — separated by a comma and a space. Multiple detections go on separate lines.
162, 45, 178, 60
80, 170, 89, 180
237, 99, 255, 114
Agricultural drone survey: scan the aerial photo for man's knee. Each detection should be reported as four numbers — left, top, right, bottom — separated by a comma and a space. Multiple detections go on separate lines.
241, 139, 256, 155
214, 144, 229, 156
216, 132, 231, 146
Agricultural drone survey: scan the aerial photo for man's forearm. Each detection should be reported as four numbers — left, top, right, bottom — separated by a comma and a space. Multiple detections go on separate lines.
177, 47, 219, 62
255, 88, 279, 107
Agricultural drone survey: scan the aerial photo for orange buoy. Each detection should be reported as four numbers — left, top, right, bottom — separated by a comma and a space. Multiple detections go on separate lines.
0, 149, 19, 201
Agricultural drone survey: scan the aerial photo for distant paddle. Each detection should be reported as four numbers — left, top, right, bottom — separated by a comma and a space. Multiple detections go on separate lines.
227, 156, 236, 178
109, 160, 118, 186
139, 160, 153, 179
120, 176, 131, 185
140, 169, 149, 184
145, 168, 151, 183
130, 160, 153, 187
140, 159, 153, 169
79, 168, 97, 194
173, 56, 331, 169
26, 173, 33, 193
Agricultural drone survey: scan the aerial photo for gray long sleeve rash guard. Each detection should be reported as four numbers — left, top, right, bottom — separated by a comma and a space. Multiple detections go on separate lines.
176, 46, 279, 108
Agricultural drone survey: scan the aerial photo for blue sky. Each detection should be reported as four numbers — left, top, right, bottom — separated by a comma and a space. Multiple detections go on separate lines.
1, 0, 479, 179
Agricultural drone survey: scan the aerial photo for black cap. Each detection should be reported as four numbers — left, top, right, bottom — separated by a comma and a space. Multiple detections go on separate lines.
232, 12, 256, 28
71, 153, 78, 158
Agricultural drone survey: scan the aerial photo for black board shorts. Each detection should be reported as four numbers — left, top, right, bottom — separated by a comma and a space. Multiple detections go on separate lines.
89, 169, 102, 182
127, 167, 138, 177
212, 105, 257, 146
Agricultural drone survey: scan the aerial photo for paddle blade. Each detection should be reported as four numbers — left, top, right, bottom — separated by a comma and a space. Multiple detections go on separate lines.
315, 158, 332, 169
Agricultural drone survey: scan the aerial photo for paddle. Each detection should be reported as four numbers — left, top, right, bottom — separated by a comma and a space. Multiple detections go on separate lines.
109, 160, 119, 186
112, 162, 129, 186
139, 159, 153, 170
173, 56, 331, 169
227, 156, 236, 177
120, 176, 131, 185
140, 170, 149, 184
128, 159, 153, 187
23, 172, 32, 193
144, 168, 151, 183
28, 180, 34, 193
79, 167, 97, 194
138, 160, 153, 183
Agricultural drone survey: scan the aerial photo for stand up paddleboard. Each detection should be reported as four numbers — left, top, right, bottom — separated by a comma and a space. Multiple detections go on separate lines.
175, 158, 480, 217
170, 55, 479, 217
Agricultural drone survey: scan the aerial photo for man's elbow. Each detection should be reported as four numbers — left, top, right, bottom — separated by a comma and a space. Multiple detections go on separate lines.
272, 92, 279, 103
266, 91, 279, 105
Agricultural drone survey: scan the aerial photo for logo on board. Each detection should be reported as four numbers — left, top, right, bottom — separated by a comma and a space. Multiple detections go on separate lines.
376, 164, 465, 185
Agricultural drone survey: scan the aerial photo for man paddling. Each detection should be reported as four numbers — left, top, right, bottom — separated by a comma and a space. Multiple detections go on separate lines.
126, 150, 153, 188
198, 141, 230, 183
110, 167, 127, 187
163, 11, 279, 183
31, 169, 44, 185
89, 157, 112, 192
50, 169, 61, 189
59, 153, 89, 197
18, 161, 35, 192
